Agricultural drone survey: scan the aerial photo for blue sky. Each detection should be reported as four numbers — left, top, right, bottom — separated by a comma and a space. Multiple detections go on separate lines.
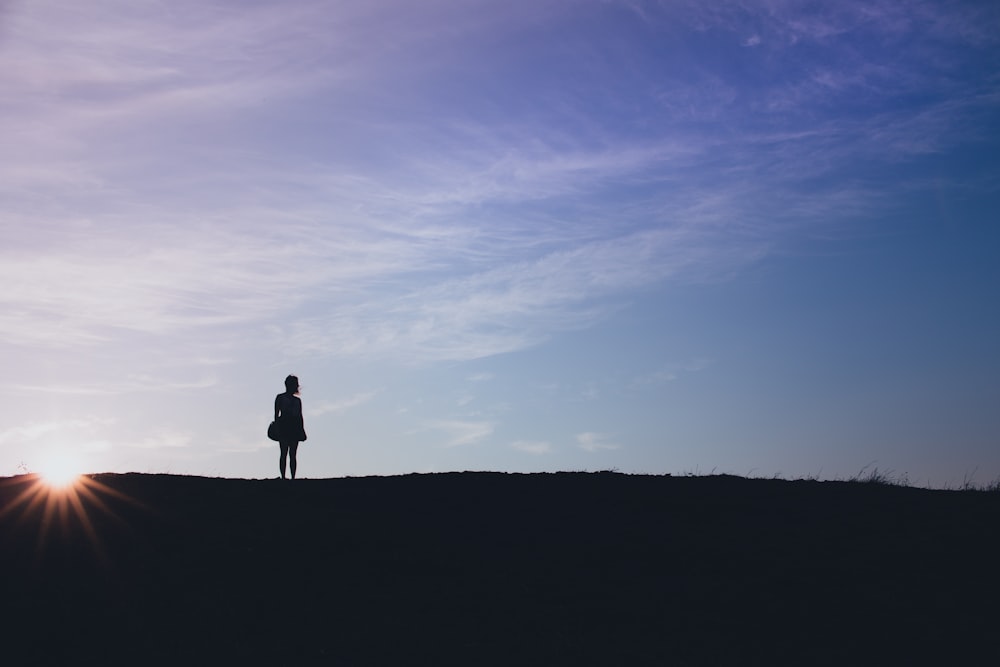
2, 0, 998, 485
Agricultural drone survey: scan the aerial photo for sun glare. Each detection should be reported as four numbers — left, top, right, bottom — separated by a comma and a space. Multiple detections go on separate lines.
37, 457, 83, 489
0, 466, 139, 562
43, 468, 81, 489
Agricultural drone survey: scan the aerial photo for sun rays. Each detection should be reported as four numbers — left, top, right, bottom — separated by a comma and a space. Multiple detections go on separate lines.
0, 473, 139, 561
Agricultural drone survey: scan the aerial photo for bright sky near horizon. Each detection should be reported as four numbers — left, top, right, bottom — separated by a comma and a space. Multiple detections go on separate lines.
2, 0, 998, 486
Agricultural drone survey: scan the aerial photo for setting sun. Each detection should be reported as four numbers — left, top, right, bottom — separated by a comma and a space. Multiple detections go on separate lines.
36, 455, 84, 489
0, 467, 137, 565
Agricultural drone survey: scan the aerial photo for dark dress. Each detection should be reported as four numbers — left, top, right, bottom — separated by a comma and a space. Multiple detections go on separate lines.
274, 392, 306, 443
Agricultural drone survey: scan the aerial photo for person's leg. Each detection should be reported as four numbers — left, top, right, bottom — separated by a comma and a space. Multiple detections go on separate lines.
288, 442, 299, 479
279, 442, 289, 479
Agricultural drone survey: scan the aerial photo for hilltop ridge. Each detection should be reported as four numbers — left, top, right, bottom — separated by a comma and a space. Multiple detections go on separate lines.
2, 471, 997, 665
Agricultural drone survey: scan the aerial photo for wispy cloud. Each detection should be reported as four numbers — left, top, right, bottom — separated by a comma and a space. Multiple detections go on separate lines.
631, 358, 714, 389
306, 391, 378, 417
129, 431, 193, 450
10, 375, 218, 396
630, 370, 678, 388
2, 0, 995, 366
510, 440, 552, 455
577, 432, 621, 453
427, 420, 495, 447
0, 417, 117, 445
279, 218, 767, 362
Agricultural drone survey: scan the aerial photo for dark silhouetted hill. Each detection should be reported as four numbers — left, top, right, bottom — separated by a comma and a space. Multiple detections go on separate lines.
2, 472, 998, 665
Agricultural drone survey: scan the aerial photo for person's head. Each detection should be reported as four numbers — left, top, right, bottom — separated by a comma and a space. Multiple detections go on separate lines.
284, 375, 300, 394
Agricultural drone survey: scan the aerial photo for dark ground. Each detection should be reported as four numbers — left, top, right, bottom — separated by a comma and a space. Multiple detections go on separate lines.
1, 471, 998, 666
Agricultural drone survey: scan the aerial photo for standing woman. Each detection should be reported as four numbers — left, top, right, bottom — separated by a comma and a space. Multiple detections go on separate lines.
275, 375, 307, 479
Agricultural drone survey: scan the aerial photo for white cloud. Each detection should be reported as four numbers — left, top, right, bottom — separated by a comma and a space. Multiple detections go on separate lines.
8, 384, 117, 397
631, 370, 678, 388
510, 440, 552, 455
0, 417, 119, 471
4, 0, 986, 367
1, 0, 994, 370
0, 422, 64, 444
278, 218, 766, 363
130, 432, 194, 450
577, 432, 621, 453
427, 420, 495, 447
11, 375, 218, 396
631, 358, 714, 388
307, 391, 378, 417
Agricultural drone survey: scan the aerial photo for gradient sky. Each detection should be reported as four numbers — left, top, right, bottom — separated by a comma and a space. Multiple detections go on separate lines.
2, 0, 998, 486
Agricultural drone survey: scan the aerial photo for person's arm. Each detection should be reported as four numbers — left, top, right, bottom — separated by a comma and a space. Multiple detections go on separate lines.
274, 395, 281, 422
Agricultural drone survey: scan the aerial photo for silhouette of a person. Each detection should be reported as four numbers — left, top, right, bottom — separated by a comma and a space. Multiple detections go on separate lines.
274, 375, 306, 479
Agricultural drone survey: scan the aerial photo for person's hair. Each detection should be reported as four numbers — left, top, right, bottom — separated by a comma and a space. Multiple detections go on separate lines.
284, 375, 299, 394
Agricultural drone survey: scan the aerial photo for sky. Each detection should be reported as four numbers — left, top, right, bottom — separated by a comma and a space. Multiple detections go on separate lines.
2, 0, 998, 486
